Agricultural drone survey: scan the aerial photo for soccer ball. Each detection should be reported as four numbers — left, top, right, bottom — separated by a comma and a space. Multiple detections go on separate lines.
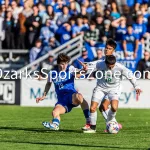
106, 121, 119, 134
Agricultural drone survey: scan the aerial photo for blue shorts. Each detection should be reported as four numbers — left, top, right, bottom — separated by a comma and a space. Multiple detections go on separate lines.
55, 91, 78, 113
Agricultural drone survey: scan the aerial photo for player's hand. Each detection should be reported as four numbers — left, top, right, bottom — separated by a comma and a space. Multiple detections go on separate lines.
135, 88, 142, 96
36, 96, 46, 103
124, 51, 128, 58
77, 59, 88, 72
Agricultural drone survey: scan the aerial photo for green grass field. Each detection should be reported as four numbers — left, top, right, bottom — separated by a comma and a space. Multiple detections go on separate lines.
0, 106, 150, 150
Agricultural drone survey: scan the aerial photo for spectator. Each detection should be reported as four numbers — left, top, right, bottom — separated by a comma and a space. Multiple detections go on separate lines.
95, 14, 103, 32
72, 16, 88, 38
122, 5, 133, 25
15, 13, 26, 49
39, 19, 55, 46
139, 4, 149, 24
53, 0, 64, 16
82, 15, 89, 28
122, 25, 139, 58
144, 16, 150, 36
73, 47, 91, 69
100, 19, 114, 43
133, 14, 147, 43
136, 51, 150, 79
29, 39, 42, 63
111, 16, 127, 41
41, 37, 60, 56
57, 6, 71, 26
80, 5, 91, 20
135, 0, 149, 12
56, 23, 72, 44
0, 8, 5, 49
38, 54, 55, 79
103, 8, 113, 21
94, 2, 103, 16
11, 0, 23, 23
84, 20, 99, 47
69, 1, 80, 16
25, 5, 42, 48
1, 4, 6, 17
69, 16, 76, 28
93, 49, 103, 61
38, 3, 48, 25
22, 0, 33, 18
3, 11, 15, 49
83, 0, 94, 15
110, 1, 121, 20
46, 5, 58, 23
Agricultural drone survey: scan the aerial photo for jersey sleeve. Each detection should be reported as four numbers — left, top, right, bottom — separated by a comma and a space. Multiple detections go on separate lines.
120, 63, 140, 89
69, 65, 76, 76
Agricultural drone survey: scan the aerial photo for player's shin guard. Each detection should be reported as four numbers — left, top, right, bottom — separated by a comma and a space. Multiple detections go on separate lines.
107, 109, 117, 123
90, 111, 97, 130
83, 109, 90, 124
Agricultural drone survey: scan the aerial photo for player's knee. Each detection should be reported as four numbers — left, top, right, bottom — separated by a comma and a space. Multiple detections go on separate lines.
90, 106, 97, 113
74, 93, 83, 105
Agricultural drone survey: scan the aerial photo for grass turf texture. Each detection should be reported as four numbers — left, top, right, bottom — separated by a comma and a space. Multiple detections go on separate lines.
0, 106, 150, 150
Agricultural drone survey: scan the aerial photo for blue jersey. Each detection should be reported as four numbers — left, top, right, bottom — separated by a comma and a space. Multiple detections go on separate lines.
48, 65, 77, 98
116, 26, 127, 41
133, 23, 147, 39
123, 33, 139, 42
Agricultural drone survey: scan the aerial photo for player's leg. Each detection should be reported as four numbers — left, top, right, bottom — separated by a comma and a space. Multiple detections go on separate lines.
107, 100, 118, 123
43, 104, 66, 130
81, 98, 90, 130
84, 88, 105, 133
72, 93, 83, 105
99, 98, 110, 122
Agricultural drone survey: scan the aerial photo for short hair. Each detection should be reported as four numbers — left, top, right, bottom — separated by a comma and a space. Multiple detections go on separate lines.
57, 53, 71, 64
105, 55, 116, 65
89, 20, 96, 26
106, 38, 117, 49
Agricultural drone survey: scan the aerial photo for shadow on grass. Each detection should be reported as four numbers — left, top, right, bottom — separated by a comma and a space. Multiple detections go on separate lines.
0, 126, 82, 133
0, 140, 146, 149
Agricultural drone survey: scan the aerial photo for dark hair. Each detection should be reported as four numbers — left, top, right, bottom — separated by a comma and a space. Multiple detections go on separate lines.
105, 55, 116, 65
106, 38, 117, 49
57, 53, 71, 64
89, 20, 96, 26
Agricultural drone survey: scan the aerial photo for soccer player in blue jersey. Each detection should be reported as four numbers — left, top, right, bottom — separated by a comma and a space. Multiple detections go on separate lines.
36, 53, 90, 130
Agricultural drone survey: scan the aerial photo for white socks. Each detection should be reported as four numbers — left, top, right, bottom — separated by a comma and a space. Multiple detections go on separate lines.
90, 111, 97, 125
107, 109, 117, 123
101, 109, 109, 122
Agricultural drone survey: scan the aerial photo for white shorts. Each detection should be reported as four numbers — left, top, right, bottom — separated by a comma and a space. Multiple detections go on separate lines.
91, 86, 122, 104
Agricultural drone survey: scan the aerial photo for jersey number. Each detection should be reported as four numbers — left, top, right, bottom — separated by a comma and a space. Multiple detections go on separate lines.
105, 78, 112, 83
58, 83, 64, 89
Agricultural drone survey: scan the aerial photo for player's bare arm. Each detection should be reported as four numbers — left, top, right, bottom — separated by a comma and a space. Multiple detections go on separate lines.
36, 81, 52, 103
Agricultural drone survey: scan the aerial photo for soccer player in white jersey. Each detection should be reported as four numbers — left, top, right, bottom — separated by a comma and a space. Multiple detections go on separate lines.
84, 55, 142, 133
82, 39, 120, 131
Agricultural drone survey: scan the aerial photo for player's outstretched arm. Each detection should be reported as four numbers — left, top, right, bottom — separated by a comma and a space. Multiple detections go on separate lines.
36, 81, 52, 103
122, 65, 142, 96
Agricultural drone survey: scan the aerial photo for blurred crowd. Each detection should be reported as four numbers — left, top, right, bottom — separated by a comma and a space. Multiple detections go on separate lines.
0, 0, 150, 64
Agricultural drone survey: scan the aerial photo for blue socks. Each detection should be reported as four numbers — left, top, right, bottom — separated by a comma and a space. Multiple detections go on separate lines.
83, 109, 90, 124
52, 118, 60, 126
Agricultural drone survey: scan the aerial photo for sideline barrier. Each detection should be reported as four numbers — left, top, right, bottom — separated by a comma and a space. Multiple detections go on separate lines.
20, 78, 150, 108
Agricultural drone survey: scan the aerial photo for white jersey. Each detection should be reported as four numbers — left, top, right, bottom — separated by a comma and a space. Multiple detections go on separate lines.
89, 60, 139, 89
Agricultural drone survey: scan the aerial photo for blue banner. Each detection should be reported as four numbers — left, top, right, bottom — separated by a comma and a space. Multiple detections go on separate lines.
84, 42, 143, 72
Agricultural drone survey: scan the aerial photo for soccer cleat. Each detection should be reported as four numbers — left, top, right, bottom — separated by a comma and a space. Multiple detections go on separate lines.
81, 124, 91, 130
83, 128, 96, 133
42, 121, 59, 130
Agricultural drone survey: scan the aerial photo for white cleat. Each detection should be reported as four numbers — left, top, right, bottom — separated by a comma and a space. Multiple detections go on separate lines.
42, 121, 59, 130
83, 128, 96, 133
